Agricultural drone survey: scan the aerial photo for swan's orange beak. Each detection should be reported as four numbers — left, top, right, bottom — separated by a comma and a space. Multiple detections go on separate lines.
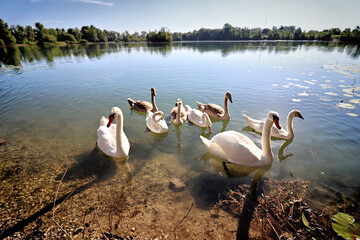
107, 114, 115, 128
274, 118, 281, 130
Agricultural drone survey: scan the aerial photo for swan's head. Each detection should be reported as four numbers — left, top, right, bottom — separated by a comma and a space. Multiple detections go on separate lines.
107, 107, 122, 128
267, 111, 281, 130
151, 87, 157, 97
226, 92, 233, 103
290, 109, 304, 120
175, 98, 183, 107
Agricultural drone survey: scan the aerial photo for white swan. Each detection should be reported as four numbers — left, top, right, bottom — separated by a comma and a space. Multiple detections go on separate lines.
243, 109, 303, 140
97, 107, 130, 158
170, 99, 187, 125
200, 111, 281, 167
185, 105, 212, 133
196, 91, 232, 120
146, 110, 168, 134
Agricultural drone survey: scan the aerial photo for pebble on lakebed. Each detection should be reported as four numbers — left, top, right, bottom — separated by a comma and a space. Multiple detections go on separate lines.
169, 178, 186, 192
0, 139, 7, 145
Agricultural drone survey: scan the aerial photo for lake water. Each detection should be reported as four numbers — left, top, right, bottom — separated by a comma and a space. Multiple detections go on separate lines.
1, 42, 360, 237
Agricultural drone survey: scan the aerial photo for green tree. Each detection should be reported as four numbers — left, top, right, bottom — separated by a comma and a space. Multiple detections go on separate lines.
146, 27, 173, 42
25, 25, 35, 42
35, 22, 45, 42
294, 27, 303, 39
0, 18, 16, 45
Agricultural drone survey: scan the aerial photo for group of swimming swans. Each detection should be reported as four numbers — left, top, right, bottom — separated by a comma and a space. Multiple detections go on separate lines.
97, 88, 304, 167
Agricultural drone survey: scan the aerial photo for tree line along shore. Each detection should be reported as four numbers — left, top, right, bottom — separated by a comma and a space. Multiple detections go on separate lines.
1, 19, 359, 46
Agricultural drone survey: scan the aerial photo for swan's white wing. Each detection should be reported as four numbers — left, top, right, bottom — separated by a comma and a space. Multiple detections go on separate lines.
146, 111, 168, 133
188, 109, 205, 127
243, 114, 264, 133
224, 130, 258, 148
97, 125, 117, 156
210, 131, 262, 166
99, 116, 108, 126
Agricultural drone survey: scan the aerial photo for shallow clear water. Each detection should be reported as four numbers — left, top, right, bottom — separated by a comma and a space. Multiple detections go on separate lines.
1, 42, 360, 204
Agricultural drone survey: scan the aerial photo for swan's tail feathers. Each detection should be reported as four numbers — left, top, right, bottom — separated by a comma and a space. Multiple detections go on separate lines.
127, 98, 135, 108
200, 136, 227, 160
200, 135, 211, 150
243, 113, 253, 126
99, 116, 107, 126
196, 101, 204, 109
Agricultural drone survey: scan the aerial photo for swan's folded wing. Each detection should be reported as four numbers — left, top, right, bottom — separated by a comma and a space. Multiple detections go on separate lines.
211, 131, 261, 165
243, 114, 264, 133
99, 116, 108, 126
97, 126, 116, 156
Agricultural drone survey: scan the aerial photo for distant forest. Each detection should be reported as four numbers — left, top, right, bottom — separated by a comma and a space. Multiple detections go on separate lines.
1, 18, 359, 46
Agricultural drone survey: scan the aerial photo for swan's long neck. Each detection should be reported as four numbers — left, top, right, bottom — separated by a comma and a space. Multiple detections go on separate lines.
151, 92, 158, 112
202, 113, 210, 126
223, 97, 230, 118
115, 113, 123, 153
176, 102, 181, 123
202, 113, 212, 132
261, 118, 274, 163
286, 112, 295, 138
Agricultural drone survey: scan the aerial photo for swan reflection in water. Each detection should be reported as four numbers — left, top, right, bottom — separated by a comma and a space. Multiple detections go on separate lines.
278, 139, 294, 162
241, 126, 295, 162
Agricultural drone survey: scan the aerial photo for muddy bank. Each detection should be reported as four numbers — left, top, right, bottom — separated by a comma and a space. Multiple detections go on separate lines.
0, 139, 359, 239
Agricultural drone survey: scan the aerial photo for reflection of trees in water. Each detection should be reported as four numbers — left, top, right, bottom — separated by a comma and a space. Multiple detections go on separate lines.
1, 42, 359, 67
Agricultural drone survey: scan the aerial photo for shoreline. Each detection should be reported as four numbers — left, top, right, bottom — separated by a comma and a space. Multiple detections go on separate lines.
1, 39, 358, 48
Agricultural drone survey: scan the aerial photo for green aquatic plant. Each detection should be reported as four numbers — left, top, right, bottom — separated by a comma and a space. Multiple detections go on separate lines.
332, 212, 360, 239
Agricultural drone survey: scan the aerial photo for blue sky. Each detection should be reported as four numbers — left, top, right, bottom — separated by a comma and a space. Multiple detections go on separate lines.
1, 0, 359, 33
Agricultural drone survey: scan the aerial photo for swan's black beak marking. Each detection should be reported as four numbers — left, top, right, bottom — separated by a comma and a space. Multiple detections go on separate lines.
273, 115, 281, 130
299, 113, 304, 120
107, 113, 115, 128
229, 96, 233, 103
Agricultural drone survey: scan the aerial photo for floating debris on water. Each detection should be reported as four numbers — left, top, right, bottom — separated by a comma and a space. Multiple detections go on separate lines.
349, 99, 360, 105
304, 80, 316, 85
298, 92, 309, 96
337, 102, 356, 109
343, 87, 360, 97
347, 113, 358, 117
319, 84, 332, 89
322, 64, 360, 76
295, 84, 309, 89
325, 92, 338, 96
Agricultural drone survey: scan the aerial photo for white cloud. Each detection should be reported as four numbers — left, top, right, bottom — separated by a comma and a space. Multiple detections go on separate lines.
74, 0, 114, 6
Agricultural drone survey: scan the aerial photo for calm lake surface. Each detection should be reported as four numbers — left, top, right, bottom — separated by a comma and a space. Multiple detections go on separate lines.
1, 42, 360, 231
